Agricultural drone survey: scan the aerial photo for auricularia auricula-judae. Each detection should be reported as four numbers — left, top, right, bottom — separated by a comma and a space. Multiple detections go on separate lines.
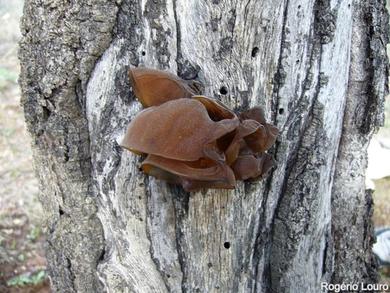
120, 67, 279, 192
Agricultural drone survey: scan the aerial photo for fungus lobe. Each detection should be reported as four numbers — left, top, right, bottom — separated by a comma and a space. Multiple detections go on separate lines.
129, 67, 202, 107
121, 98, 239, 162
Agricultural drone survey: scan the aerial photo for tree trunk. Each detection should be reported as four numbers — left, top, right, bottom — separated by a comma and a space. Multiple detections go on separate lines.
19, 0, 388, 292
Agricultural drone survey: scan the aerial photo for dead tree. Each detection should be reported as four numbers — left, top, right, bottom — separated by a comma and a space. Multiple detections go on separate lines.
19, 0, 388, 292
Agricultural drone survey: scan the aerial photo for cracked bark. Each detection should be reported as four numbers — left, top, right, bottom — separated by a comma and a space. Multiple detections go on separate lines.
19, 0, 388, 292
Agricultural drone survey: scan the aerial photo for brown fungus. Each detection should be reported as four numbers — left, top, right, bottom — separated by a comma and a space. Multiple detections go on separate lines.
121, 98, 239, 162
232, 152, 275, 181
121, 67, 279, 191
240, 107, 279, 153
129, 67, 202, 107
142, 157, 236, 192
192, 95, 236, 121
224, 119, 261, 165
142, 155, 236, 188
181, 178, 236, 192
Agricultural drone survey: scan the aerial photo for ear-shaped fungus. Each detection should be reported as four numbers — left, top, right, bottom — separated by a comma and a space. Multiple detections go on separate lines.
192, 95, 236, 120
142, 155, 236, 188
232, 152, 275, 181
129, 67, 202, 107
121, 98, 239, 161
224, 120, 261, 165
121, 98, 239, 191
121, 67, 279, 191
239, 107, 279, 153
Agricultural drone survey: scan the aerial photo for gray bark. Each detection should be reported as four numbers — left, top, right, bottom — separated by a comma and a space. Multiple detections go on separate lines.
18, 0, 388, 292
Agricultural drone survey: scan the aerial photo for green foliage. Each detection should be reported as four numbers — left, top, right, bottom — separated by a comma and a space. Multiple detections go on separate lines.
27, 226, 41, 242
6, 270, 46, 287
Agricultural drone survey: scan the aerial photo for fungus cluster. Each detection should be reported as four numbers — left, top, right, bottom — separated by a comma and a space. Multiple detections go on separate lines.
121, 68, 278, 192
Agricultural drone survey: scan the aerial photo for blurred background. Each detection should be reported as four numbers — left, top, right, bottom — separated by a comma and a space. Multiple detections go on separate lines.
0, 0, 389, 292
0, 1, 48, 292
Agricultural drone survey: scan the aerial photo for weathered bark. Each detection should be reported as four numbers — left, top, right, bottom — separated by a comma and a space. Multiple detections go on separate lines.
19, 0, 388, 292
331, 0, 388, 285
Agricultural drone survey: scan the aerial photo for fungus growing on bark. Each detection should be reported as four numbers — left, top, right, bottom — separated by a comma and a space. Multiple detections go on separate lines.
128, 67, 202, 107
239, 107, 279, 153
121, 67, 279, 191
121, 98, 239, 161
